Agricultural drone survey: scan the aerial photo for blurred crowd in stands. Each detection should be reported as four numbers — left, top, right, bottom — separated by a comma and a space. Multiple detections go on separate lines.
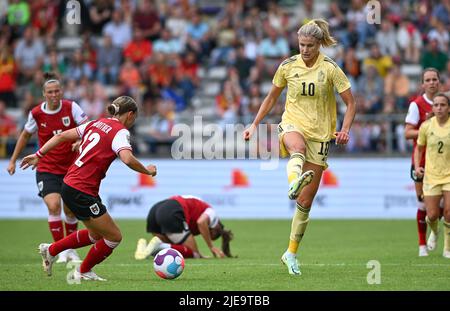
0, 0, 449, 157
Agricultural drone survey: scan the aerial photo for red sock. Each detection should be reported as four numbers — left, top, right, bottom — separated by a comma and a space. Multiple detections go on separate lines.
48, 216, 64, 242
417, 209, 427, 246
64, 220, 78, 236
170, 244, 194, 258
48, 229, 95, 256
80, 239, 119, 273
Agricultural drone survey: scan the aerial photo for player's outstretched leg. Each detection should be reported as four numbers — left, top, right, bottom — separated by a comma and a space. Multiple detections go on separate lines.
38, 243, 56, 276
288, 170, 314, 200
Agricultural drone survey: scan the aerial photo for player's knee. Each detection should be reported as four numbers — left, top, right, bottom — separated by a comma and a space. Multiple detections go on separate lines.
297, 197, 312, 210
427, 210, 440, 221
109, 231, 122, 243
47, 204, 61, 216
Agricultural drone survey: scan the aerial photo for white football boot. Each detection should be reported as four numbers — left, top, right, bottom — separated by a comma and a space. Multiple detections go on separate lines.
38, 243, 56, 276
281, 251, 301, 275
288, 170, 314, 200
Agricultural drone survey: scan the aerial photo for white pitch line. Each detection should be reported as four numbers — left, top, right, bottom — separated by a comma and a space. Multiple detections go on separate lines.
1, 263, 448, 267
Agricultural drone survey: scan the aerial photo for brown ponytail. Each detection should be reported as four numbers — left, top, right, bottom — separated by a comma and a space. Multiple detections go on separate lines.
107, 96, 138, 116
217, 221, 235, 258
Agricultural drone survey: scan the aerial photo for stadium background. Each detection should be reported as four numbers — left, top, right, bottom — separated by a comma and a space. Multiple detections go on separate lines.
0, 0, 450, 291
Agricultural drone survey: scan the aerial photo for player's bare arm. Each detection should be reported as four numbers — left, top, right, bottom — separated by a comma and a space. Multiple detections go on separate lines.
334, 88, 356, 145
7, 130, 33, 175
118, 149, 157, 176
404, 123, 419, 140
197, 213, 225, 258
243, 85, 284, 141
20, 128, 79, 170
414, 144, 425, 178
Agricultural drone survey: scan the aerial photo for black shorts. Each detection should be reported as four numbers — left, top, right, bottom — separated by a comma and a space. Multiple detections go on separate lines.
146, 199, 190, 244
61, 182, 107, 221
36, 171, 65, 198
410, 164, 423, 183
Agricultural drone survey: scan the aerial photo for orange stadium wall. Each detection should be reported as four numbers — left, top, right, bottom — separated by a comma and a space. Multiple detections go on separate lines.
0, 159, 417, 219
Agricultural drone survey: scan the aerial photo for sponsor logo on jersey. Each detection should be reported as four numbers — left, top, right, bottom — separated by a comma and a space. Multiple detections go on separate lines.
62, 116, 71, 127
41, 123, 47, 128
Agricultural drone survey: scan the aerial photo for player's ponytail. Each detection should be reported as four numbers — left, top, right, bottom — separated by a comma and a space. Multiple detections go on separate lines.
107, 96, 138, 116
217, 221, 234, 258
297, 19, 337, 47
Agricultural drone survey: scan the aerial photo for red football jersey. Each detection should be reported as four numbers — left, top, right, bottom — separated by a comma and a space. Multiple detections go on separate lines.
63, 118, 132, 197
25, 100, 87, 174
171, 195, 211, 235
405, 94, 433, 167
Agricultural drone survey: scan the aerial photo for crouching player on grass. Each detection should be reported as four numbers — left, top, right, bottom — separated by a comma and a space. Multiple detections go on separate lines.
135, 195, 234, 259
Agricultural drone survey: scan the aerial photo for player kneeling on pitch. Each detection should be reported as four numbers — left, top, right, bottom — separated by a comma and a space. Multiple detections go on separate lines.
135, 195, 234, 259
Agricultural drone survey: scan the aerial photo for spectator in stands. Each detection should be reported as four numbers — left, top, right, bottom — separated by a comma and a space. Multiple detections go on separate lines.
342, 47, 361, 87
431, 0, 450, 28
119, 57, 142, 93
384, 62, 410, 111
0, 45, 17, 108
216, 79, 241, 128
146, 52, 174, 88
291, 0, 326, 28
89, 0, 114, 35
63, 79, 83, 103
427, 19, 449, 53
363, 44, 393, 78
346, 0, 374, 47
397, 20, 422, 64
210, 16, 237, 67
153, 28, 184, 56
185, 10, 211, 60
30, 0, 58, 38
375, 20, 398, 57
420, 39, 449, 73
79, 85, 105, 120
123, 27, 152, 65
133, 0, 161, 41
242, 83, 262, 124
165, 5, 188, 41
81, 35, 98, 74
66, 49, 93, 82
42, 48, 66, 78
7, 0, 30, 37
26, 70, 45, 106
340, 20, 359, 49
102, 9, 132, 49
357, 65, 384, 113
0, 100, 17, 157
232, 44, 254, 92
258, 27, 289, 61
145, 98, 176, 154
96, 35, 121, 85
14, 27, 45, 83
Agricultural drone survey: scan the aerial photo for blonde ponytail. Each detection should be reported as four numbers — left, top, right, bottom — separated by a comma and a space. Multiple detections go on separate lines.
297, 19, 337, 47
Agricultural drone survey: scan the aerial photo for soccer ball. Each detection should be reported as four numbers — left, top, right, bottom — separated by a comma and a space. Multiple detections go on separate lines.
153, 248, 185, 279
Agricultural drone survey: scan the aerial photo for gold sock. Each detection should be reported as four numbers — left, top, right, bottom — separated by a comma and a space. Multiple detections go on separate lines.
288, 202, 310, 254
426, 216, 439, 235
287, 153, 305, 184
444, 222, 450, 252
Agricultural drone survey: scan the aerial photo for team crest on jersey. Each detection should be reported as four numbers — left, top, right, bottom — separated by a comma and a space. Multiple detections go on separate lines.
62, 116, 71, 127
318, 71, 325, 83
89, 203, 100, 215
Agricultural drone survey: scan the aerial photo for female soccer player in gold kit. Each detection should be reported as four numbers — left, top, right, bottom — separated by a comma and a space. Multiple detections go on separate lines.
415, 93, 450, 259
243, 19, 356, 275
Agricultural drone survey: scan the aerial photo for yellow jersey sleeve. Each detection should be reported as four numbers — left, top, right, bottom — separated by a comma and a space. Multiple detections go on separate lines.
417, 120, 429, 146
331, 64, 351, 94
272, 61, 287, 88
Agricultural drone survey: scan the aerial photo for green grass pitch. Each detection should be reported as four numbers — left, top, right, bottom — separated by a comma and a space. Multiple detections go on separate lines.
0, 219, 448, 291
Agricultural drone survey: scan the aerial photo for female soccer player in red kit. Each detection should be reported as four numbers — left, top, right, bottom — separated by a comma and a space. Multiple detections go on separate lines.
134, 195, 234, 260
21, 96, 157, 281
7, 72, 88, 263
